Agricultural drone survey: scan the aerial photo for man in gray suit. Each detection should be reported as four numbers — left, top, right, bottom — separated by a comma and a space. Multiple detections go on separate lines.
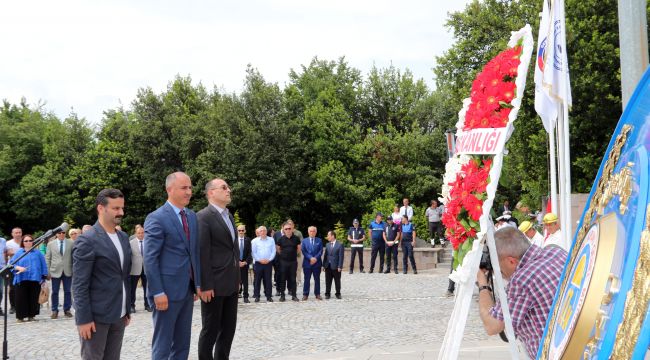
129, 225, 151, 312
46, 229, 74, 319
322, 230, 344, 299
73, 188, 132, 360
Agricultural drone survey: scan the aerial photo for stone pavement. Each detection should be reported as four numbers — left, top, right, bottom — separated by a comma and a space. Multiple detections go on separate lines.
0, 267, 508, 359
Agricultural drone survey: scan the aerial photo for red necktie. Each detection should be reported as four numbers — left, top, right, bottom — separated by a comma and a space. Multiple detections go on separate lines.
179, 209, 190, 240
180, 209, 194, 282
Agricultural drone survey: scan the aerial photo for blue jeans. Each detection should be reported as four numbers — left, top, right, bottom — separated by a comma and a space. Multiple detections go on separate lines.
51, 275, 72, 312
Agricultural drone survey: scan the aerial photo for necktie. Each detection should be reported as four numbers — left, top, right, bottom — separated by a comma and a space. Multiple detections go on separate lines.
59, 240, 64, 255
180, 209, 194, 282
139, 240, 143, 256
311, 238, 314, 248
179, 209, 190, 240
240, 238, 244, 260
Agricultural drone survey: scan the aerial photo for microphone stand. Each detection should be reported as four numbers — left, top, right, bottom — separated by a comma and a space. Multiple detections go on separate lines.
0, 230, 54, 360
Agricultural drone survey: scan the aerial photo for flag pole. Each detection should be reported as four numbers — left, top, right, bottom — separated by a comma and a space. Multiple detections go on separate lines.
549, 126, 558, 215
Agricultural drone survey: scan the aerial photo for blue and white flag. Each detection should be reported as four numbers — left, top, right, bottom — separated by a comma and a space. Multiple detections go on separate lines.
534, 0, 572, 133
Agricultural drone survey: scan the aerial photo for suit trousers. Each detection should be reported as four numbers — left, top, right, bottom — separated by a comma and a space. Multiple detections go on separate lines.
302, 266, 320, 296
51, 274, 72, 312
402, 242, 417, 272
349, 247, 364, 272
272, 259, 280, 292
129, 273, 148, 308
238, 266, 249, 298
79, 317, 126, 360
253, 263, 272, 299
278, 260, 297, 296
15, 281, 40, 320
370, 243, 385, 272
385, 245, 398, 270
151, 290, 194, 360
198, 293, 238, 360
324, 267, 341, 296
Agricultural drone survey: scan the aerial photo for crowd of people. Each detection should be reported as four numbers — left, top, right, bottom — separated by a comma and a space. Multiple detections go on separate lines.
0, 173, 570, 360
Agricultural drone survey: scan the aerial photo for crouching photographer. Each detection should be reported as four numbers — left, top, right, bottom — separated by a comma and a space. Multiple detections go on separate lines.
476, 227, 567, 359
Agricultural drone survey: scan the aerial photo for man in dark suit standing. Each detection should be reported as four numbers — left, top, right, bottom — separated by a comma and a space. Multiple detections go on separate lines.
144, 172, 202, 360
323, 230, 344, 299
301, 226, 323, 301
236, 224, 252, 303
73, 188, 132, 360
197, 178, 240, 360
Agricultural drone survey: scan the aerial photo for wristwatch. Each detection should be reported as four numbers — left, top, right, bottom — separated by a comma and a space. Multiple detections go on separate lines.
478, 285, 493, 293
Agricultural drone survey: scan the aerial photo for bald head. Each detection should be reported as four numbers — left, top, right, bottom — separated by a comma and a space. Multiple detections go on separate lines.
165, 172, 193, 208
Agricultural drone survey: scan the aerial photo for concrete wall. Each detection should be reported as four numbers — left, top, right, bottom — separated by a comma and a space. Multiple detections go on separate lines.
343, 247, 444, 271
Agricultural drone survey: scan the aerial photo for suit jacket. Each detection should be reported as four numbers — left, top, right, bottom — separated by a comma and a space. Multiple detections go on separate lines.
236, 236, 253, 265
301, 237, 323, 268
144, 202, 201, 302
129, 238, 145, 276
72, 222, 131, 325
45, 238, 73, 277
197, 204, 240, 297
323, 241, 344, 270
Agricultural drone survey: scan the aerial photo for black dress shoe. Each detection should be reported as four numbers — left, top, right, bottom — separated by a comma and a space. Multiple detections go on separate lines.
384, 269, 390, 274
335, 294, 342, 299
349, 270, 353, 274
360, 270, 365, 273
394, 269, 398, 274
291, 296, 299, 302
145, 306, 153, 312
254, 297, 260, 303
369, 269, 374, 274
244, 298, 250, 303
267, 297, 273, 302
279, 295, 286, 302
414, 270, 418, 274
325, 295, 331, 299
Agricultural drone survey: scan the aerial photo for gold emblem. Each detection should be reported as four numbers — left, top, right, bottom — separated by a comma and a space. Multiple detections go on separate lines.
610, 204, 650, 359
539, 124, 632, 359
597, 162, 634, 215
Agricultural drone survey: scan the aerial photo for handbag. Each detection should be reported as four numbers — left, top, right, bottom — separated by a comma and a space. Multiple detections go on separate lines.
38, 282, 50, 304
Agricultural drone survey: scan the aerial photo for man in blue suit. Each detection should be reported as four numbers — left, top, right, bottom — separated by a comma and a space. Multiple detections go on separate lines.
301, 226, 323, 301
144, 172, 202, 360
322, 230, 344, 299
73, 188, 132, 360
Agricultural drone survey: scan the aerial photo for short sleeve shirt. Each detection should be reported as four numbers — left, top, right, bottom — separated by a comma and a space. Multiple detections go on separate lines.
347, 227, 364, 241
385, 224, 400, 242
368, 221, 386, 243
276, 235, 300, 262
400, 223, 415, 241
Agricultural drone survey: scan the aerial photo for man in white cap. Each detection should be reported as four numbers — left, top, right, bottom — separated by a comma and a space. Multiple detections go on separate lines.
518, 221, 544, 248
543, 213, 566, 251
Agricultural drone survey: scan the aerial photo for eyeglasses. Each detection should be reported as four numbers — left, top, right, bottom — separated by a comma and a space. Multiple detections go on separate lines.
237, 230, 245, 232
283, 228, 292, 231
23, 240, 33, 243
210, 185, 230, 191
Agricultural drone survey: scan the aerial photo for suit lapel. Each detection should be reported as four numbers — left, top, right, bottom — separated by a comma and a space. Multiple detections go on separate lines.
164, 203, 189, 251
94, 224, 122, 270
209, 205, 235, 243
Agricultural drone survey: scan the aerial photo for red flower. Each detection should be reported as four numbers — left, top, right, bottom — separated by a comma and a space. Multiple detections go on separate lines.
463, 194, 484, 221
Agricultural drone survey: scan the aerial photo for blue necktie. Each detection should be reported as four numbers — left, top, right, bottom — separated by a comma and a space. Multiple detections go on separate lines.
239, 238, 244, 260
59, 240, 64, 255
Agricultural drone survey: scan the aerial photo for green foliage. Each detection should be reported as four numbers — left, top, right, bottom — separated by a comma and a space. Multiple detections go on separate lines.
333, 221, 347, 247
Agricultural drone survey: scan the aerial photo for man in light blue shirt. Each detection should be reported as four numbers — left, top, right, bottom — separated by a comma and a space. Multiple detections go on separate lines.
251, 226, 276, 302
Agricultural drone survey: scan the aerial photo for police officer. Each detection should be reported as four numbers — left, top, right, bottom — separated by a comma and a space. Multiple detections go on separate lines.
400, 215, 417, 274
347, 219, 365, 274
384, 216, 400, 274
368, 212, 386, 273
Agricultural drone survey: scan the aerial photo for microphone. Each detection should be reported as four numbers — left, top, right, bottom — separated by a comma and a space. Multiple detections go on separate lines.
35, 222, 70, 243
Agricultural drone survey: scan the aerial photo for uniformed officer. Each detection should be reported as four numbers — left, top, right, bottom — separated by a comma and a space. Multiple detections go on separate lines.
368, 212, 386, 273
384, 216, 400, 274
400, 215, 417, 274
347, 219, 365, 274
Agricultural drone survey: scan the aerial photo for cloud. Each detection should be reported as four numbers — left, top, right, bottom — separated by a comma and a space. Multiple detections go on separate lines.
0, 0, 470, 123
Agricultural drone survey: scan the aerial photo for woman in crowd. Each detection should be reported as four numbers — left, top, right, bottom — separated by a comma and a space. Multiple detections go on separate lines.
10, 234, 48, 322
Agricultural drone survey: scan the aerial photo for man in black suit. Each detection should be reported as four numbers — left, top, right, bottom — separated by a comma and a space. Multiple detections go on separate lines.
276, 221, 301, 302
236, 224, 252, 303
323, 230, 344, 299
73, 188, 132, 360
197, 178, 240, 360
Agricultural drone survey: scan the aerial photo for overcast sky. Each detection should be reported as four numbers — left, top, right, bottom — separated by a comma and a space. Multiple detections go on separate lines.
1, 0, 471, 123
